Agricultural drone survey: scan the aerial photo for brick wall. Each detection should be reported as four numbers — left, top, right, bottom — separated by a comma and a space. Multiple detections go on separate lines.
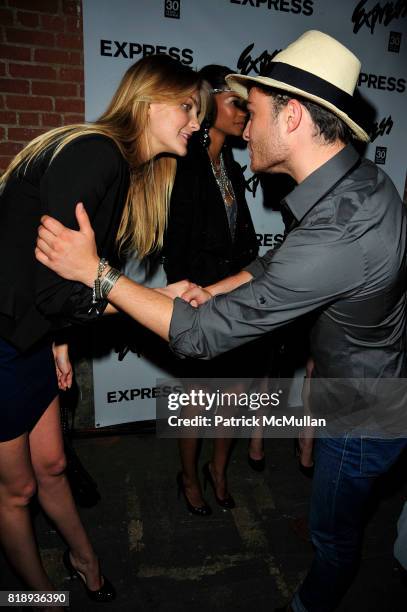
0, 0, 84, 173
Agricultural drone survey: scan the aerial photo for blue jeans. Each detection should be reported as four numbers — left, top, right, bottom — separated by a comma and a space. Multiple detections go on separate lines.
291, 435, 407, 612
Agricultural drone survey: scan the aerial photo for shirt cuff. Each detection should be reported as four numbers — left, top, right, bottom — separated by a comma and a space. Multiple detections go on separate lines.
169, 297, 199, 357
243, 257, 266, 278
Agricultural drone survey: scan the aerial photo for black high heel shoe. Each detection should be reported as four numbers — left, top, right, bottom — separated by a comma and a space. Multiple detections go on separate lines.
176, 472, 212, 516
202, 462, 236, 510
63, 549, 116, 602
294, 438, 314, 478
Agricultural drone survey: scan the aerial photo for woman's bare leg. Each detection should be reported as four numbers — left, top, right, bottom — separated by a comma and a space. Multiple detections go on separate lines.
210, 438, 234, 500
0, 432, 52, 590
178, 437, 207, 506
298, 358, 315, 468
29, 397, 102, 590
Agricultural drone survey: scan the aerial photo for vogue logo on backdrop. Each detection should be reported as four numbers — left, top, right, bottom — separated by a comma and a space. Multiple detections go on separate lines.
352, 0, 407, 34
230, 0, 314, 15
100, 39, 193, 65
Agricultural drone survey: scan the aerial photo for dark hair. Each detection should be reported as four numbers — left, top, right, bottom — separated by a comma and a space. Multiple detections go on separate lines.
198, 64, 233, 127
251, 84, 353, 144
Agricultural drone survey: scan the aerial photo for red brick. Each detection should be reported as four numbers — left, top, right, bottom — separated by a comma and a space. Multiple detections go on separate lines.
55, 98, 84, 113
0, 96, 4, 109
6, 95, 53, 111
8, 0, 59, 13
41, 112, 63, 127
63, 113, 84, 124
0, 62, 6, 77
0, 157, 13, 172
0, 111, 17, 124
8, 127, 45, 141
16, 11, 40, 28
19, 112, 40, 126
6, 28, 55, 47
41, 14, 65, 31
34, 48, 81, 65
59, 67, 83, 82
0, 44, 31, 61
0, 78, 29, 94
56, 32, 81, 49
33, 81, 77, 96
0, 142, 24, 156
0, 8, 14, 26
62, 0, 80, 16
65, 15, 82, 33
79, 83, 84, 97
9, 63, 57, 80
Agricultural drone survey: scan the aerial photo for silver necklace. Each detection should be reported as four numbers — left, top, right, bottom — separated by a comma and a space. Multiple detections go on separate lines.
209, 153, 235, 207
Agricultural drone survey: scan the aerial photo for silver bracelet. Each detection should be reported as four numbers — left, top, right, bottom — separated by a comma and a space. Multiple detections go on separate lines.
100, 267, 122, 299
92, 258, 109, 303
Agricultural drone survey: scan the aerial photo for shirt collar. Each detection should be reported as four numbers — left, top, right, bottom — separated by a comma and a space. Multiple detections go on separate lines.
283, 144, 361, 223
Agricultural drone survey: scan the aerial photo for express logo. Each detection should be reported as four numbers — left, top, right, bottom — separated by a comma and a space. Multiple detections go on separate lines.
352, 0, 407, 34
388, 30, 402, 52
230, 0, 314, 16
375, 146, 387, 164
237, 43, 280, 76
370, 115, 394, 142
358, 72, 406, 92
241, 166, 261, 197
165, 0, 180, 19
256, 233, 284, 249
100, 40, 193, 65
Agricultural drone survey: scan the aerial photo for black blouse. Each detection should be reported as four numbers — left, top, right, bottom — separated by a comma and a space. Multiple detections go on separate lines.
163, 139, 258, 287
0, 134, 129, 351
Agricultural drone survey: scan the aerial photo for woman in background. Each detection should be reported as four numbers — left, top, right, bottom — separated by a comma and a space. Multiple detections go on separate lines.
0, 55, 205, 602
163, 64, 263, 515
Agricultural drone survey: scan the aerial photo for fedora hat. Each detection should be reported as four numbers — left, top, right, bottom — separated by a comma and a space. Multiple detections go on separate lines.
226, 30, 369, 142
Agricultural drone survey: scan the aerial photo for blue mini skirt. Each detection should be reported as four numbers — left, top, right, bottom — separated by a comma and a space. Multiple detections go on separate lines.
0, 336, 59, 442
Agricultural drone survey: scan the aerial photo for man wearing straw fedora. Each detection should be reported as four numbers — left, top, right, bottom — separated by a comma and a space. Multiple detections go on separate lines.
37, 30, 407, 611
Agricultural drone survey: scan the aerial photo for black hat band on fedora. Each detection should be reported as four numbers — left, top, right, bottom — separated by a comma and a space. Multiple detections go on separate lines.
263, 62, 361, 125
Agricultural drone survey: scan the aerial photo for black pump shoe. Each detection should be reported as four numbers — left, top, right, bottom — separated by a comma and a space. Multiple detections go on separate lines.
63, 549, 116, 602
176, 472, 212, 516
202, 462, 236, 510
247, 453, 266, 472
294, 438, 314, 478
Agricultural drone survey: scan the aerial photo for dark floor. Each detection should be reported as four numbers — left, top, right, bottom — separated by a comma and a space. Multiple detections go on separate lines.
1, 436, 406, 611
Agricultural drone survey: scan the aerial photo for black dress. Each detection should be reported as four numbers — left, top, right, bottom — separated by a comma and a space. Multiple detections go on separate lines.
162, 138, 272, 379
0, 134, 129, 441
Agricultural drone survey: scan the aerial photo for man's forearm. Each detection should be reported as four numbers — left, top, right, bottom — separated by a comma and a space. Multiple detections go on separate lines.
206, 270, 253, 297
106, 275, 173, 340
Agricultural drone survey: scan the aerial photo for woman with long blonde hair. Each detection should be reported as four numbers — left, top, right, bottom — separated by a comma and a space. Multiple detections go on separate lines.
0, 54, 204, 604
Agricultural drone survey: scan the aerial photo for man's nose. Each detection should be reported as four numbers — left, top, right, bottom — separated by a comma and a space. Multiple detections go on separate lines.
243, 120, 250, 141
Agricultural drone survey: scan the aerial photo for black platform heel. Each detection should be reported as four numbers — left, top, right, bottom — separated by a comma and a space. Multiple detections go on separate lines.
202, 462, 236, 510
294, 438, 314, 478
176, 472, 212, 516
63, 549, 116, 602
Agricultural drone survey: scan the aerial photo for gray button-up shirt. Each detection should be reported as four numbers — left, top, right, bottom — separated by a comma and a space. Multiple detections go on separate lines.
169, 144, 407, 379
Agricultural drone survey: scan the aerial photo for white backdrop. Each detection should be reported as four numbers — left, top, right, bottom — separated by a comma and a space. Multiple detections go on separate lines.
82, 0, 407, 427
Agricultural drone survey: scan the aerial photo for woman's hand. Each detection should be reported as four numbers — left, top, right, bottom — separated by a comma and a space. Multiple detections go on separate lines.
52, 343, 73, 391
154, 280, 197, 300
181, 285, 212, 306
36, 202, 99, 287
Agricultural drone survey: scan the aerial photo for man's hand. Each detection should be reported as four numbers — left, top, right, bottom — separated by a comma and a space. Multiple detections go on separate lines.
155, 280, 198, 300
36, 202, 99, 287
52, 343, 73, 391
181, 285, 213, 306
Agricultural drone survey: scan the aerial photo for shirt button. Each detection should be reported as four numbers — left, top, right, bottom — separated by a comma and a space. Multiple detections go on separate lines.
259, 296, 266, 304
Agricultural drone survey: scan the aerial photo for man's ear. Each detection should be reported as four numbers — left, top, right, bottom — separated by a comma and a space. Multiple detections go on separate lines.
284, 98, 303, 134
